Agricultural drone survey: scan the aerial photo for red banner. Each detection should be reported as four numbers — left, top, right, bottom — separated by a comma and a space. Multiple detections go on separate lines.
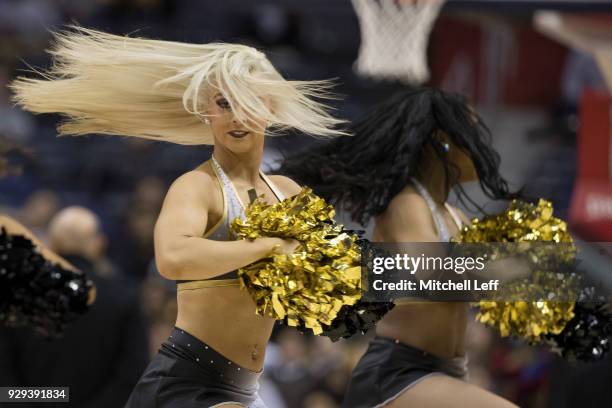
569, 89, 612, 240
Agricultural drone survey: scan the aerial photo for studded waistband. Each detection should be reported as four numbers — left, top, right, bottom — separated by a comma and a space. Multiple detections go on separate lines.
162, 327, 262, 390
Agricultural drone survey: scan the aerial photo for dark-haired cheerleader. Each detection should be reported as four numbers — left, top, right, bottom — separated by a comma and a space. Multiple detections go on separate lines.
281, 88, 518, 407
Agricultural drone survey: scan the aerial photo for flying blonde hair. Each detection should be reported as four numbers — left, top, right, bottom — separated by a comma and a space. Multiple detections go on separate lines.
11, 27, 347, 145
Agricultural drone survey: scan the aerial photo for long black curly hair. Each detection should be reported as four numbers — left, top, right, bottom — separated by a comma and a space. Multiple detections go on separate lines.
279, 87, 518, 225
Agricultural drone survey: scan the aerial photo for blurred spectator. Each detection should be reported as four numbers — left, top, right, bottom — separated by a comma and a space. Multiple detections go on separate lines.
268, 330, 314, 407
266, 329, 355, 408
0, 0, 61, 62
303, 391, 338, 408
465, 314, 495, 390
488, 339, 551, 408
522, 141, 576, 220
0, 206, 149, 408
141, 264, 177, 356
113, 176, 165, 280
561, 50, 608, 110
0, 133, 27, 182
258, 376, 288, 408
15, 189, 61, 238
306, 337, 350, 403
0, 67, 34, 144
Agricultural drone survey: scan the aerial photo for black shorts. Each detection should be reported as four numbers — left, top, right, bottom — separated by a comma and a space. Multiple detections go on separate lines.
125, 328, 266, 408
342, 337, 468, 408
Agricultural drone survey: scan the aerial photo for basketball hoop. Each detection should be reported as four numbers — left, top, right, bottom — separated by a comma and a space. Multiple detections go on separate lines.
351, 0, 445, 84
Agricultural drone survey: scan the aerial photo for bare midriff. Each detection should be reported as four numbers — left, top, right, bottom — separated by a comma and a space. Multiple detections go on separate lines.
175, 286, 275, 372
376, 301, 468, 359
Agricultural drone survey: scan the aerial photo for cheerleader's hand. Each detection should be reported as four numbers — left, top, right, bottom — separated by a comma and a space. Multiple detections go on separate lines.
269, 237, 301, 255
87, 284, 97, 306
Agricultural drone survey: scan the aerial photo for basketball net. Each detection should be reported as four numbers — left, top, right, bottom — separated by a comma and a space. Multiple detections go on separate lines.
351, 0, 445, 84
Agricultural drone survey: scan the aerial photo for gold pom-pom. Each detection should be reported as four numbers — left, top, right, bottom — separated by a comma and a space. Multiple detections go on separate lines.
477, 300, 574, 342
459, 199, 573, 244
476, 268, 579, 342
230, 188, 362, 335
456, 199, 577, 342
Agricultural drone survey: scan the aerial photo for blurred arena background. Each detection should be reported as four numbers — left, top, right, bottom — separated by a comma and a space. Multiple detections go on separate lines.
1, 1, 612, 407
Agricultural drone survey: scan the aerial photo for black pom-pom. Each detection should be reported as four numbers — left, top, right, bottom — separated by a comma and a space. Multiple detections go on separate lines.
284, 300, 395, 342
545, 298, 612, 363
0, 228, 93, 337
317, 300, 395, 342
